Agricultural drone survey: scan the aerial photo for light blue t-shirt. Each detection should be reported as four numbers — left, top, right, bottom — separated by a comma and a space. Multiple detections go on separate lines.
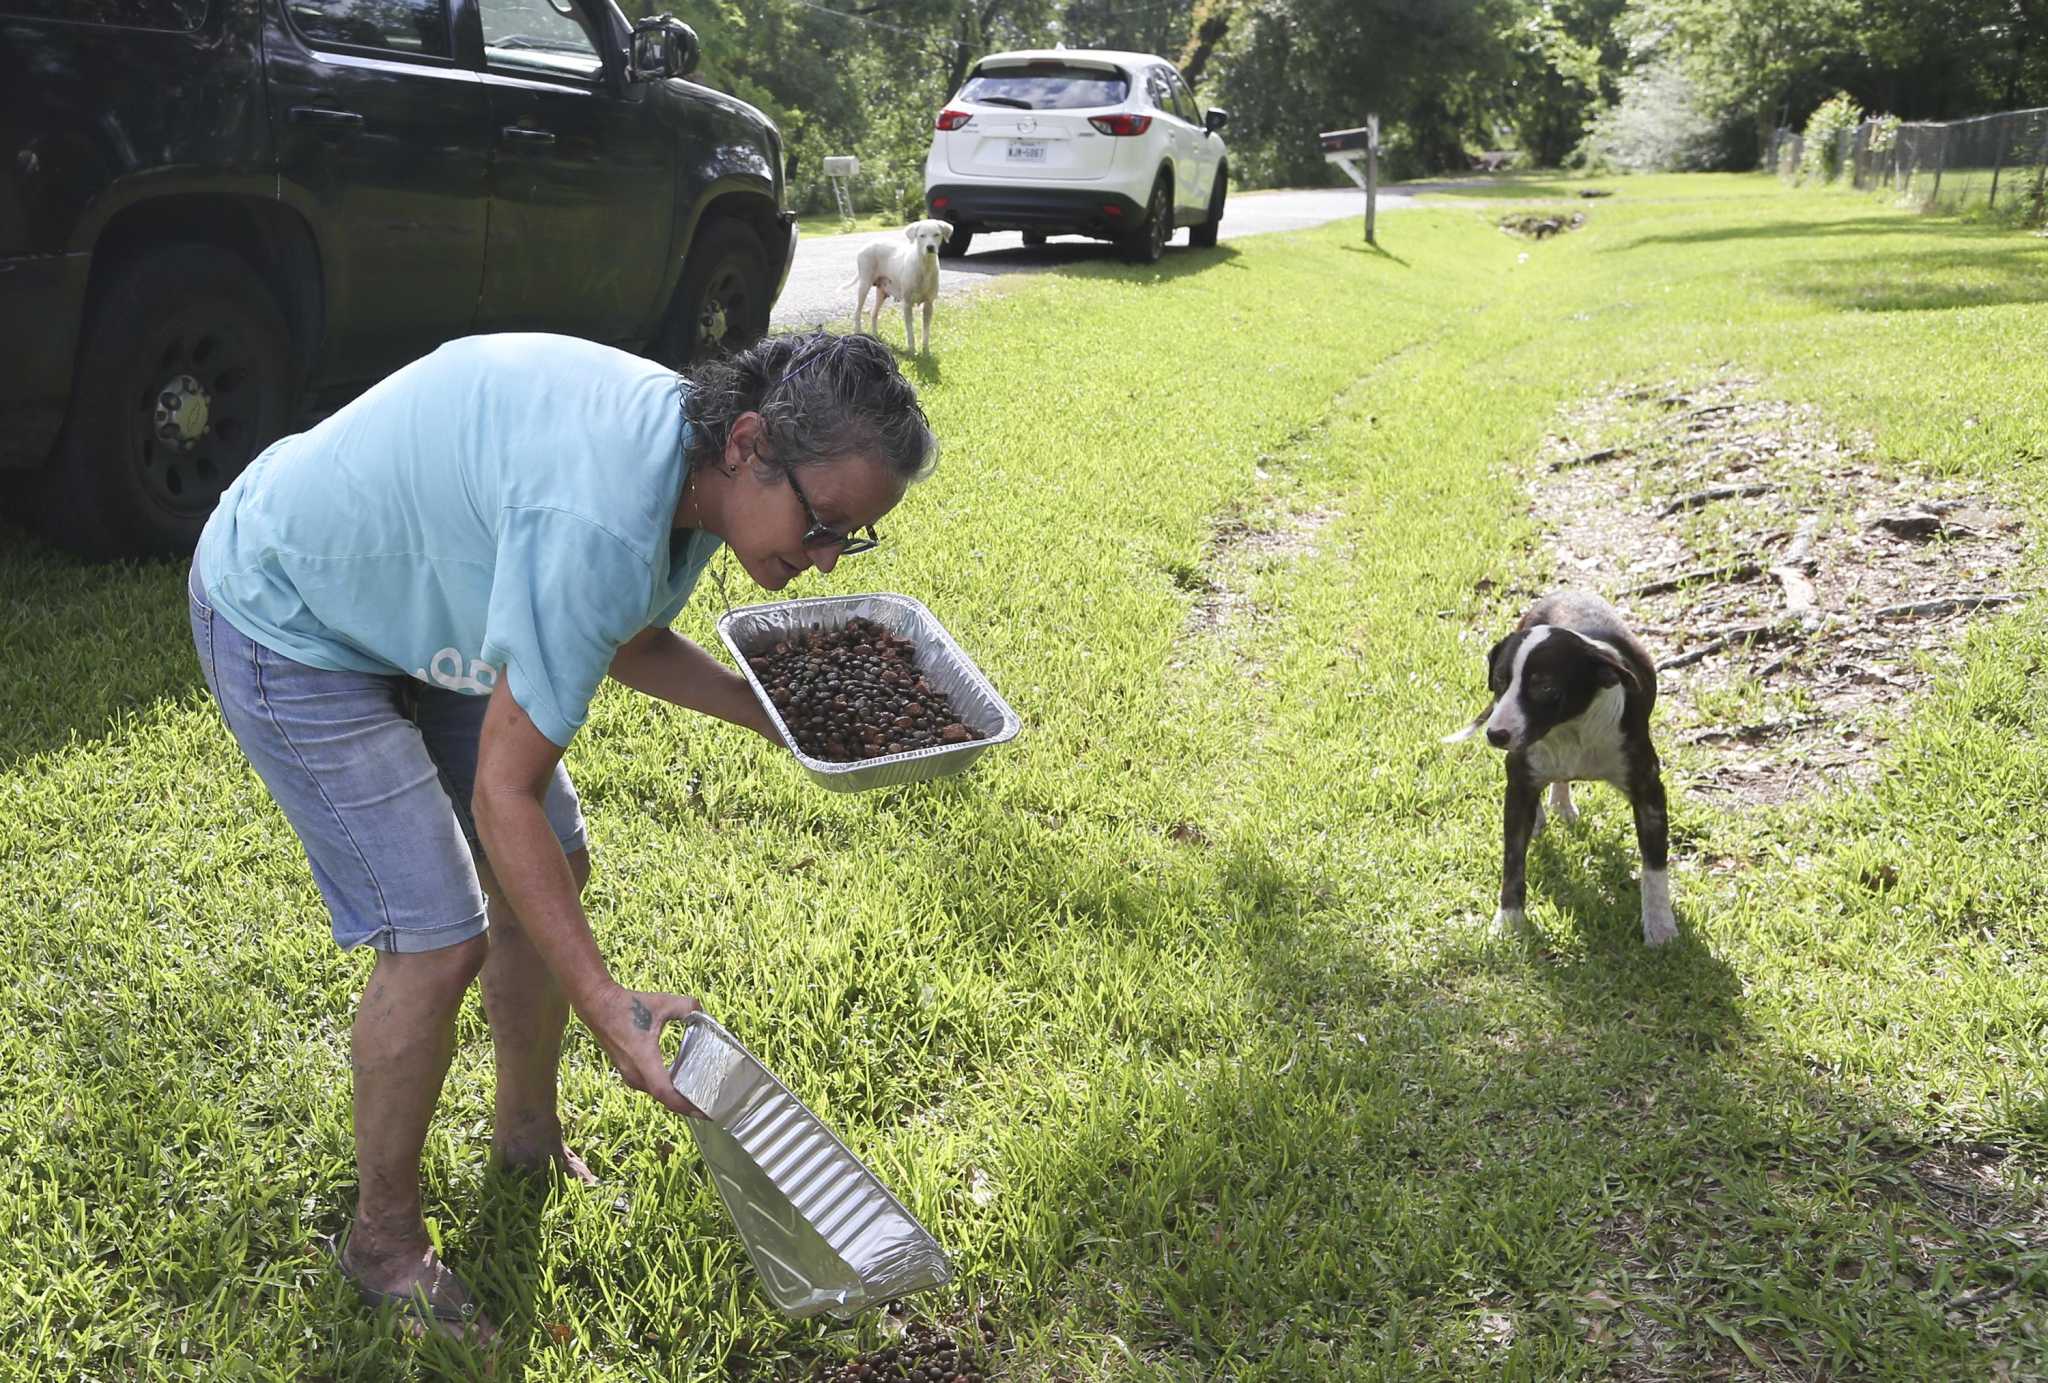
197, 333, 723, 747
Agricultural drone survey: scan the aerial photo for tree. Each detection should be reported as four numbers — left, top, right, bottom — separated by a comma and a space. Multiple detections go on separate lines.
1507, 0, 1629, 166
1629, 0, 1856, 161
1206, 0, 1520, 184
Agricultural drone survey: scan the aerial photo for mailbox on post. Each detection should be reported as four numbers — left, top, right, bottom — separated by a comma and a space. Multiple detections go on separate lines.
1320, 118, 1380, 244
823, 155, 859, 223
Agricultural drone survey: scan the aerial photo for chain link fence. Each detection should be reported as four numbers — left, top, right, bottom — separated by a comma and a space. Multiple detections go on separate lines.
1771, 107, 2048, 224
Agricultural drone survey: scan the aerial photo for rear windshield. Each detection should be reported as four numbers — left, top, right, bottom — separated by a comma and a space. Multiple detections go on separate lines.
959, 62, 1129, 110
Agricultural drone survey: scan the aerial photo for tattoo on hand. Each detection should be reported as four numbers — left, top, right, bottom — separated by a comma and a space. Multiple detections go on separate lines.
631, 997, 652, 1032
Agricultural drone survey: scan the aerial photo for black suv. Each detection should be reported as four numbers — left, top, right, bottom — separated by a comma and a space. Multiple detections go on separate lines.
1, 0, 796, 558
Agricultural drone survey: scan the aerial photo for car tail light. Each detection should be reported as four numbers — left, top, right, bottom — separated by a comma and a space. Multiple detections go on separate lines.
930, 196, 950, 209
1088, 114, 1152, 136
1102, 204, 1123, 218
935, 109, 973, 131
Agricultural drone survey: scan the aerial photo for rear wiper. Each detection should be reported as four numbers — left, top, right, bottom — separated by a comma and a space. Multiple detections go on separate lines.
977, 96, 1033, 110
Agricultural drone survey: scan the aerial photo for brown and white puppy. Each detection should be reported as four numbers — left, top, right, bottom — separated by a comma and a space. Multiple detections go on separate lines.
1446, 590, 1676, 946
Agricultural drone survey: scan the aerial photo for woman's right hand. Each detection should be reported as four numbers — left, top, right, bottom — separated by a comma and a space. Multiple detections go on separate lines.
581, 984, 710, 1118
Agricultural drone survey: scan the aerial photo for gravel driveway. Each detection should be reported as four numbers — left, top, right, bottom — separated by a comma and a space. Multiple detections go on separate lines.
771, 185, 1435, 329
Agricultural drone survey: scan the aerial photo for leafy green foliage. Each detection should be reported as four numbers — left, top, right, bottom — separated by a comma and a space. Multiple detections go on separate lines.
1578, 54, 1731, 171
1508, 0, 1630, 166
1205, 0, 1520, 184
1798, 89, 1862, 182
618, 0, 2045, 198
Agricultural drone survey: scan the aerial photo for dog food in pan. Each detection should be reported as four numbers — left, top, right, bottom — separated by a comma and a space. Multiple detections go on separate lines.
716, 593, 1020, 793
744, 619, 981, 762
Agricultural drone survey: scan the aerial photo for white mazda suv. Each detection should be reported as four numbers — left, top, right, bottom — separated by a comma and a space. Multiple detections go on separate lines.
922, 49, 1229, 263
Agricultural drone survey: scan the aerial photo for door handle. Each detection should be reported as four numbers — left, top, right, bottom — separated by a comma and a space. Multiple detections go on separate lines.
501, 126, 557, 145
288, 106, 363, 130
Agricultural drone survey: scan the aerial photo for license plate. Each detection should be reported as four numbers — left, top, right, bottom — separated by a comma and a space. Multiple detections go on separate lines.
1006, 141, 1048, 162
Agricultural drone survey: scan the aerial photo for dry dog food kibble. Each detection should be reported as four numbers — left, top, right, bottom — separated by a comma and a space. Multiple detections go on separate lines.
747, 619, 983, 763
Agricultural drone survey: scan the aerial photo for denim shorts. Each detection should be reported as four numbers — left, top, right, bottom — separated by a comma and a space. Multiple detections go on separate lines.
188, 561, 587, 953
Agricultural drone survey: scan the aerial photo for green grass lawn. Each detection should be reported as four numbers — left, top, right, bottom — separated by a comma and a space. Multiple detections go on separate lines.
5, 175, 2048, 1379
794, 210, 908, 240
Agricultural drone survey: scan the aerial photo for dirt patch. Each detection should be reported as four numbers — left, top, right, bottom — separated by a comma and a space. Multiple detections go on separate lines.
1185, 506, 1340, 636
1500, 211, 1586, 239
1526, 373, 2027, 805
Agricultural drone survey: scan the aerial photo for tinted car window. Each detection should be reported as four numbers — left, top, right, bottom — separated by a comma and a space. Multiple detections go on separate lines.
1167, 70, 1201, 124
959, 62, 1129, 111
1143, 68, 1174, 113
285, 0, 451, 60
0, 0, 205, 27
479, 0, 603, 80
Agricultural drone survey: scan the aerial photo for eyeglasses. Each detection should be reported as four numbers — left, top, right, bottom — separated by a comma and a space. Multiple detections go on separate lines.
783, 461, 880, 556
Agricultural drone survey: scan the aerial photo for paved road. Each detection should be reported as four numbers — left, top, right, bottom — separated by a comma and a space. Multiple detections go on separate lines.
771, 185, 1426, 330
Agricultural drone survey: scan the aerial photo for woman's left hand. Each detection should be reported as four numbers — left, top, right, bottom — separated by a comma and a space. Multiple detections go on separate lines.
580, 982, 711, 1119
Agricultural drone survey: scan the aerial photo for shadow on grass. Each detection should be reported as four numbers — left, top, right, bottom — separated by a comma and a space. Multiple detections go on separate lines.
1411, 174, 1607, 200
945, 239, 1246, 284
0, 511, 202, 771
1611, 213, 2020, 251
963, 813, 2021, 1375
1774, 242, 2048, 313
1338, 242, 1411, 267
1606, 209, 2048, 313
1524, 823, 1744, 1038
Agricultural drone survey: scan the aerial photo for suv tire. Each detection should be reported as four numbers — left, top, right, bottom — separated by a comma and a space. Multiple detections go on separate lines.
665, 219, 770, 364
40, 243, 292, 558
1121, 174, 1172, 264
1189, 163, 1226, 248
938, 227, 974, 259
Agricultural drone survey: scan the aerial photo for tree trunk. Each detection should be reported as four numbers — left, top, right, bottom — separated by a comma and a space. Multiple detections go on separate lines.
1180, 1, 1232, 88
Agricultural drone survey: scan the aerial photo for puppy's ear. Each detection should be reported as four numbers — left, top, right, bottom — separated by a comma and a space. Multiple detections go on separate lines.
903, 223, 917, 240
938, 222, 953, 241
1484, 634, 1513, 688
1569, 632, 1641, 691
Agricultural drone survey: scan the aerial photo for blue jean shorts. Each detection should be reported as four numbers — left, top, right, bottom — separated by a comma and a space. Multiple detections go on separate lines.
188, 561, 587, 953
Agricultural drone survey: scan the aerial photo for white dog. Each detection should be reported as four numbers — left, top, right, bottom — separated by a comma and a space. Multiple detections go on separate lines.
849, 219, 952, 354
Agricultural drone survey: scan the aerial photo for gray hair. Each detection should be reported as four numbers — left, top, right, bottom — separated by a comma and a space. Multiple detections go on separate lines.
680, 331, 937, 485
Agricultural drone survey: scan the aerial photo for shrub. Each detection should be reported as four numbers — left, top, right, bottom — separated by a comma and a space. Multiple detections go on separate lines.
1578, 58, 1726, 173
1799, 92, 1862, 183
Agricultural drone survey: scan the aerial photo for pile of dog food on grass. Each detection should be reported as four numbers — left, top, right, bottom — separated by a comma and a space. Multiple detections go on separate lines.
811, 1316, 997, 1383
1519, 372, 2026, 803
747, 619, 982, 762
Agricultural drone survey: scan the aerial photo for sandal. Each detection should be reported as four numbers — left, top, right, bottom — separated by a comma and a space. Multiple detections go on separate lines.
329, 1229, 493, 1343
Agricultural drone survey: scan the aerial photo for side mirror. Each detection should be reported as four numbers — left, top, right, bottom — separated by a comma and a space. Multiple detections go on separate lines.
1204, 107, 1230, 135
631, 15, 699, 81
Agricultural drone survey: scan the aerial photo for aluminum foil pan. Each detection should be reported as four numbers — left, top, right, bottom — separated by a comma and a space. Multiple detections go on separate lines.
716, 593, 1020, 793
670, 1013, 953, 1319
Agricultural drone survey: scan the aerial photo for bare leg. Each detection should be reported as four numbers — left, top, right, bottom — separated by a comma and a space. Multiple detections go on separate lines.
343, 936, 496, 1336
478, 847, 598, 1180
